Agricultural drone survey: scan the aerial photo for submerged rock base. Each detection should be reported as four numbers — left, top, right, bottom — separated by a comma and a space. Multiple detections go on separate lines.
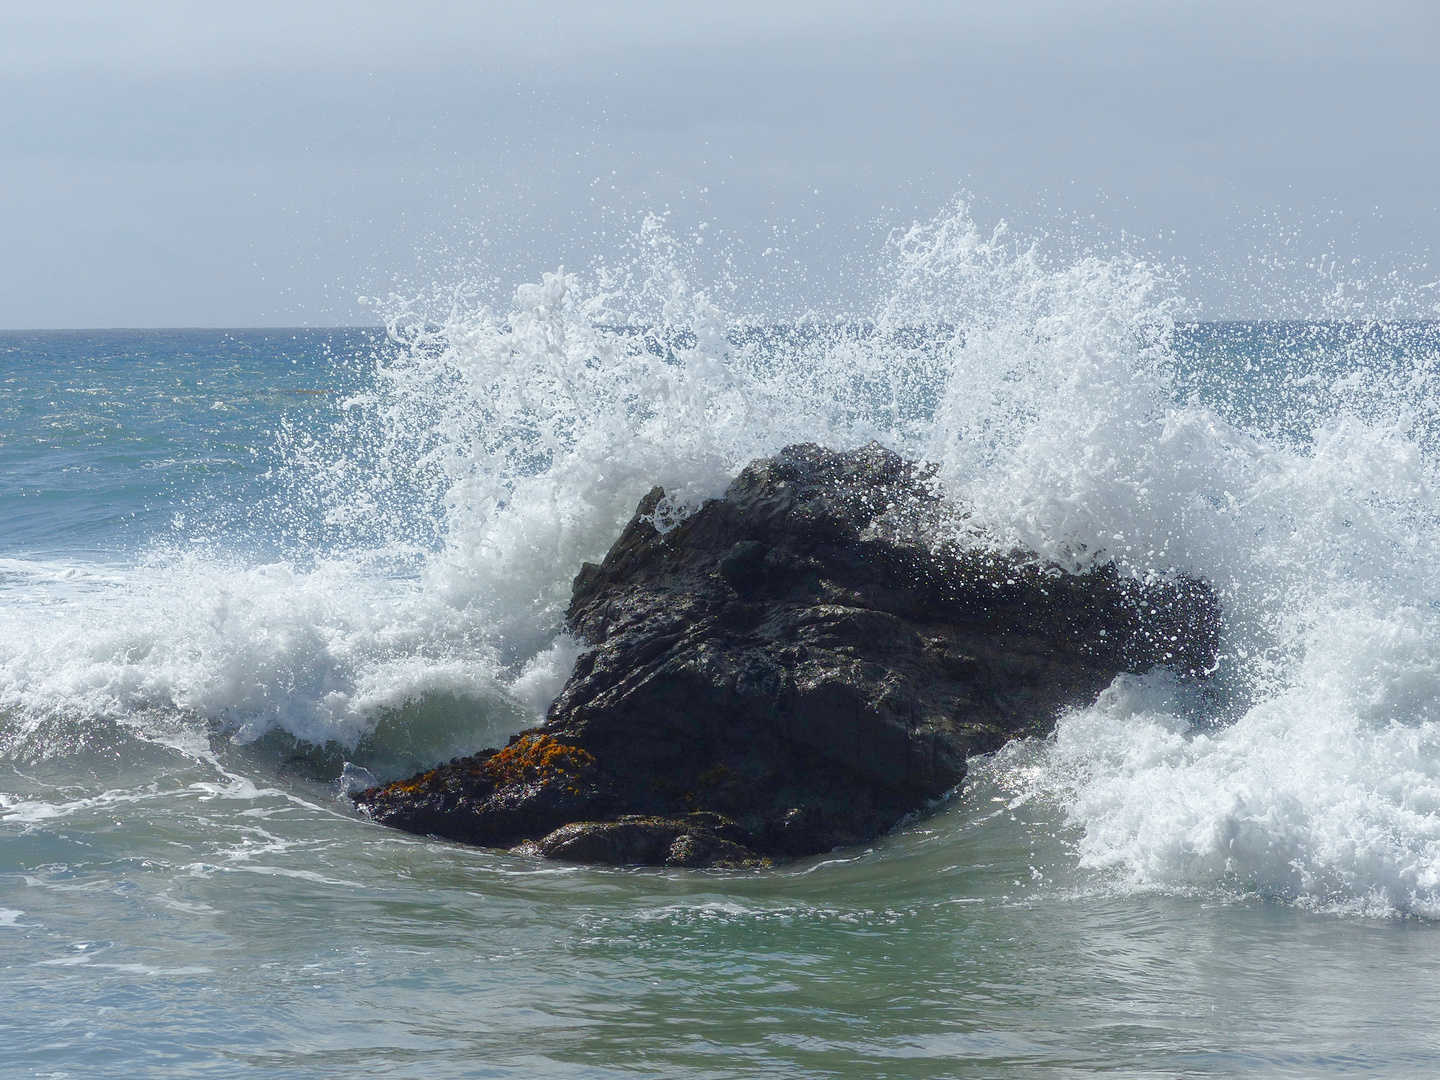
356, 443, 1220, 867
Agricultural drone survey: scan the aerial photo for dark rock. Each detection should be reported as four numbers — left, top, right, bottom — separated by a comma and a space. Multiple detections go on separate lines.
353, 731, 610, 849
356, 443, 1220, 867
521, 813, 770, 868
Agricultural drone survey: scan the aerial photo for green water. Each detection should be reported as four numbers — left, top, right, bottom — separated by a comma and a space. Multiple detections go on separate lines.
5, 723, 1438, 1079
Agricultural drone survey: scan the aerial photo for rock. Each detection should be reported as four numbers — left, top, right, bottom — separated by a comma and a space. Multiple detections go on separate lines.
522, 814, 770, 868
356, 443, 1220, 867
354, 731, 609, 849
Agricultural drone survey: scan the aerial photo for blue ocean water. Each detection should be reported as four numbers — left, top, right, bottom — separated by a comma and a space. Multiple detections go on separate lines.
5, 214, 1440, 1077
0, 329, 377, 559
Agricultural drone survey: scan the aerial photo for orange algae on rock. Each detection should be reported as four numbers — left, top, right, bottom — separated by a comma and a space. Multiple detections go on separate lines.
378, 771, 449, 798
370, 732, 595, 801
481, 733, 596, 792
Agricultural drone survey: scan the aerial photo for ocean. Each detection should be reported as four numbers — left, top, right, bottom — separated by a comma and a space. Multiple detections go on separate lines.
5, 212, 1440, 1077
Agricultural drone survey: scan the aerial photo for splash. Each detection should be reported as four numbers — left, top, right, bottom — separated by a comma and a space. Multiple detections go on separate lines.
5, 198, 1440, 914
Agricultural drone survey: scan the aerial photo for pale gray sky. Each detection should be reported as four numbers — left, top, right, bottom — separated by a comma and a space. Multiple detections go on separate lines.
2, 1, 1436, 327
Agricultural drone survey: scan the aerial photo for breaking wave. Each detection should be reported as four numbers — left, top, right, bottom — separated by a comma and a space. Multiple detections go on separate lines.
3, 199, 1440, 913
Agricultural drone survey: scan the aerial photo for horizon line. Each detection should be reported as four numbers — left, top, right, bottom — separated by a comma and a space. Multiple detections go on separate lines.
2, 318, 1438, 334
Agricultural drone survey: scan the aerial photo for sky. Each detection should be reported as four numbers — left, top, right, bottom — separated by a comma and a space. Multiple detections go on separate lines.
2, 0, 1437, 328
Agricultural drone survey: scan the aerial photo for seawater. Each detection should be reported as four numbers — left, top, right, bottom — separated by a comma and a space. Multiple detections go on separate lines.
4, 210, 1440, 1077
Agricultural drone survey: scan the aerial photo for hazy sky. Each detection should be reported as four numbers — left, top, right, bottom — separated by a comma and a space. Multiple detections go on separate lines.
2, 1, 1437, 327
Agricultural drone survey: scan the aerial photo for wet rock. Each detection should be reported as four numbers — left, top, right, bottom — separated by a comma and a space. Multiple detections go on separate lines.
523, 813, 770, 868
356, 443, 1220, 867
353, 732, 609, 848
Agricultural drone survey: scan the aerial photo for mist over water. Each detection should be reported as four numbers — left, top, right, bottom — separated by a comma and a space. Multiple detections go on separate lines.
5, 200, 1440, 1076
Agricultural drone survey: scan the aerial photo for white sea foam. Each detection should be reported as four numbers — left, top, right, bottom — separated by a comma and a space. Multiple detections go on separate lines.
0, 552, 515, 748
3, 201, 1440, 913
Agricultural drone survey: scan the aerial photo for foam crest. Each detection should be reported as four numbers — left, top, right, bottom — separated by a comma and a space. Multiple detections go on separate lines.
1024, 652, 1440, 917
0, 553, 517, 749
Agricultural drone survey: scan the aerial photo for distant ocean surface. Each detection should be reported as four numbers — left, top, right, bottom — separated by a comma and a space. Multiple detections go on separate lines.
6, 214, 1440, 1077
